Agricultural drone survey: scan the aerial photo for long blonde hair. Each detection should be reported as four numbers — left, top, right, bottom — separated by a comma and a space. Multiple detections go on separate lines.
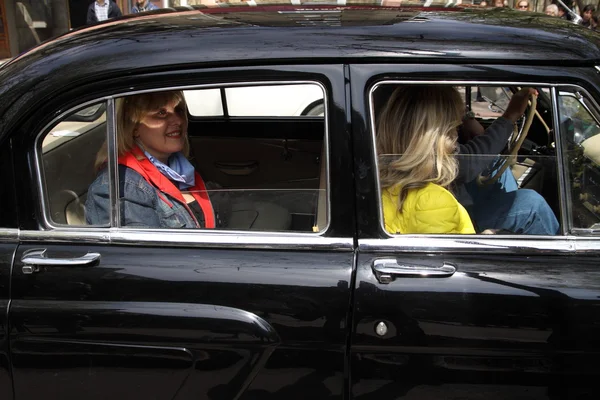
95, 91, 190, 171
376, 85, 463, 210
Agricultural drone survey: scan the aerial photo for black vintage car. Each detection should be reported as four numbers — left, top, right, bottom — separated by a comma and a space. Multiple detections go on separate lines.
1, 3, 600, 399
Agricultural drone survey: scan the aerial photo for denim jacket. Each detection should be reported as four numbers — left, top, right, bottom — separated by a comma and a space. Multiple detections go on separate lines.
85, 165, 230, 228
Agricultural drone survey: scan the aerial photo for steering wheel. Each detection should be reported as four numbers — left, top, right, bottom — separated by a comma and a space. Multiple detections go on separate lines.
477, 93, 538, 186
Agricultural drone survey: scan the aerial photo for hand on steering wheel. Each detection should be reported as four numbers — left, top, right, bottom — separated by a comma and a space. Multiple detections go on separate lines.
477, 88, 538, 186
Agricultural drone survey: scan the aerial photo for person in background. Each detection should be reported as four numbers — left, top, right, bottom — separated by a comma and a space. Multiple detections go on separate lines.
87, 0, 122, 24
593, 11, 600, 29
516, 0, 530, 11
132, 0, 160, 13
480, 0, 488, 6
557, 1, 576, 21
494, 0, 505, 7
545, 4, 559, 16
580, 4, 597, 28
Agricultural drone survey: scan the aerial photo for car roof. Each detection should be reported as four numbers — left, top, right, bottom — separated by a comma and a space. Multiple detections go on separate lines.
0, 4, 599, 133
9, 5, 600, 66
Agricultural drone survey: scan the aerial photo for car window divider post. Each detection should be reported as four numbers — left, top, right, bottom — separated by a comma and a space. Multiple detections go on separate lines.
552, 86, 572, 236
107, 97, 121, 229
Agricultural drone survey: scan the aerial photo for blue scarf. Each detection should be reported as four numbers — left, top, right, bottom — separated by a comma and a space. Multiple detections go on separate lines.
136, 142, 195, 190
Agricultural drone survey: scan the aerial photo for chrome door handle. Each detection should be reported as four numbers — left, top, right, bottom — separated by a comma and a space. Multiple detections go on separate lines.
21, 249, 101, 274
372, 258, 456, 284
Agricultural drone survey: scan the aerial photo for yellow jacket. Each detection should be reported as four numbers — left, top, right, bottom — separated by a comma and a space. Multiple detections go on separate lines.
382, 182, 475, 234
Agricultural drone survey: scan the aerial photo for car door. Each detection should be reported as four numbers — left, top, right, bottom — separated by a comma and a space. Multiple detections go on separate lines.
8, 66, 355, 400
349, 64, 600, 399
0, 139, 17, 400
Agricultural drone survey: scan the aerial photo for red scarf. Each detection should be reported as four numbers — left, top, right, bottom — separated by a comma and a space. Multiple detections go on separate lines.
118, 147, 215, 228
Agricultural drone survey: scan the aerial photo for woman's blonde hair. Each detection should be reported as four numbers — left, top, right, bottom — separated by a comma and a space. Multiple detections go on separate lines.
376, 85, 463, 210
95, 90, 189, 170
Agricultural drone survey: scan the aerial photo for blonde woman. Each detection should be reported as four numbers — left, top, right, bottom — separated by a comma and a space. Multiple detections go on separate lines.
86, 90, 229, 228
377, 86, 474, 234
376, 85, 552, 235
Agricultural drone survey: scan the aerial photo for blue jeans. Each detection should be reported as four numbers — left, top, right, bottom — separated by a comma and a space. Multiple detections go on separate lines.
465, 169, 559, 235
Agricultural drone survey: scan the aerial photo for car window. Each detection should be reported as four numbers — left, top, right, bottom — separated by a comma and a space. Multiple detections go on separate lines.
38, 83, 328, 233
39, 101, 108, 226
41, 103, 106, 153
371, 83, 560, 236
559, 87, 600, 233
184, 84, 325, 117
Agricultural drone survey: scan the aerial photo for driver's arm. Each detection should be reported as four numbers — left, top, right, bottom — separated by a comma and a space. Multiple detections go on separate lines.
456, 87, 536, 183
456, 117, 513, 183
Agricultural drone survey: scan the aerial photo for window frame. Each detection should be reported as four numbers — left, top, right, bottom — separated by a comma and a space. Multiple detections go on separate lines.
32, 80, 344, 250
556, 84, 600, 236
367, 79, 569, 241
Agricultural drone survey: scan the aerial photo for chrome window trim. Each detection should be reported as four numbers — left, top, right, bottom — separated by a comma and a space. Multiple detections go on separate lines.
34, 79, 332, 237
19, 229, 353, 251
35, 97, 112, 229
552, 86, 570, 235
367, 80, 571, 243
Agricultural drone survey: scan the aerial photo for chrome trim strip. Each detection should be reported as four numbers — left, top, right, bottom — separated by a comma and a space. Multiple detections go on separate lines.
34, 80, 331, 235
106, 98, 120, 227
20, 230, 110, 243
19, 229, 353, 250
359, 237, 576, 254
0, 229, 19, 242
551, 86, 570, 235
109, 230, 351, 250
573, 238, 600, 252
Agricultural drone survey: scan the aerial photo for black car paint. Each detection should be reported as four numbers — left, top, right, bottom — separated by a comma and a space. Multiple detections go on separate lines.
8, 60, 356, 399
0, 141, 17, 400
10, 246, 353, 399
349, 63, 600, 398
0, 5, 599, 400
352, 253, 600, 399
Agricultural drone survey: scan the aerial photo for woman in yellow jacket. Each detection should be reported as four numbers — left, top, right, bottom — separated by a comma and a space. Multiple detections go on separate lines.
377, 85, 534, 235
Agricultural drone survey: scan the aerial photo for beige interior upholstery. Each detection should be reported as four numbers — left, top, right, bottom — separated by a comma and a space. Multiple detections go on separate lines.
66, 192, 88, 225
43, 123, 106, 225
228, 201, 291, 231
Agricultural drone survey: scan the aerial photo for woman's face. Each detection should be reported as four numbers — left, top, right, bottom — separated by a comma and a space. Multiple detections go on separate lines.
584, 10, 593, 21
135, 99, 188, 164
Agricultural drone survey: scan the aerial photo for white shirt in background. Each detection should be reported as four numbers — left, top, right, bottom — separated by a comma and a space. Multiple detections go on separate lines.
95, 1, 110, 22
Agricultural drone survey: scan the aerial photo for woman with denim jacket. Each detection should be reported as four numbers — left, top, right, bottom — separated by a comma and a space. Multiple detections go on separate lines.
85, 91, 229, 228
